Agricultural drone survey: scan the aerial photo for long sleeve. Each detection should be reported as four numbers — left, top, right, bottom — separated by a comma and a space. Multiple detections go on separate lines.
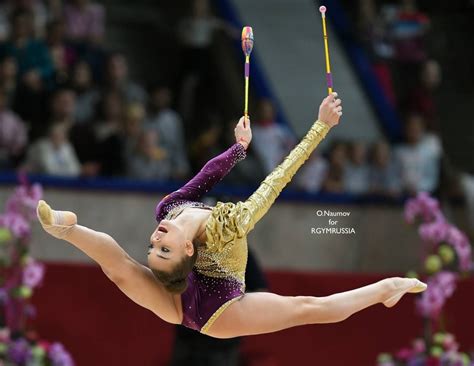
238, 120, 329, 234
155, 143, 246, 221
203, 120, 329, 254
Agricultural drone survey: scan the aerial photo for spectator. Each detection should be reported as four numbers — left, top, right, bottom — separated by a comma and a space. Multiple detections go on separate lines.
24, 122, 81, 177
389, 0, 431, 100
92, 91, 125, 176
20, 86, 75, 141
146, 85, 190, 179
103, 52, 147, 104
252, 99, 295, 174
390, 0, 430, 64
49, 87, 95, 173
189, 117, 223, 171
0, 10, 54, 87
71, 60, 100, 124
323, 141, 347, 193
123, 102, 146, 158
63, 0, 105, 44
295, 151, 328, 194
344, 141, 370, 195
0, 0, 53, 40
0, 56, 18, 107
46, 19, 77, 87
406, 59, 442, 132
0, 89, 28, 168
394, 113, 442, 194
357, 0, 397, 105
127, 129, 170, 181
178, 0, 237, 122
178, 0, 233, 52
49, 87, 77, 127
369, 140, 401, 197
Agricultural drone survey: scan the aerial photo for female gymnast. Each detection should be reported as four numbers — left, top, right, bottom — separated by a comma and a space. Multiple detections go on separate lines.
37, 92, 426, 338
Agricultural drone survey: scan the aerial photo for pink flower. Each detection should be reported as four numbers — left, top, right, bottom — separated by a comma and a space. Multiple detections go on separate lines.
418, 221, 449, 244
434, 271, 458, 297
38, 341, 51, 352
5, 184, 43, 221
445, 226, 472, 271
405, 192, 444, 224
442, 334, 458, 352
22, 260, 45, 288
413, 338, 426, 353
396, 347, 414, 360
416, 272, 458, 319
0, 327, 10, 342
417, 286, 444, 319
0, 212, 30, 238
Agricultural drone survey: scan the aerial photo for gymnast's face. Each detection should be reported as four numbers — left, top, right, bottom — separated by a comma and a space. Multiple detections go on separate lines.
147, 220, 194, 272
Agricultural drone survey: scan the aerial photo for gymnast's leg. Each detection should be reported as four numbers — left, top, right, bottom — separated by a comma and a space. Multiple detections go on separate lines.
37, 200, 132, 276
36, 200, 179, 322
207, 277, 426, 338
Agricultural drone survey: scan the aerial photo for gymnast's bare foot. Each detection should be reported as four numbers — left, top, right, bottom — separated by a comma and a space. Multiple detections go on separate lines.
37, 200, 77, 239
382, 277, 427, 308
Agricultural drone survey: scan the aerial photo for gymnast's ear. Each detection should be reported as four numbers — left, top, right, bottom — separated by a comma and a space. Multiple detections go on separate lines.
184, 240, 194, 257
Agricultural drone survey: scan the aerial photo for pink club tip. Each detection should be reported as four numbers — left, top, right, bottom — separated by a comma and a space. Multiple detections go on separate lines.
319, 5, 326, 13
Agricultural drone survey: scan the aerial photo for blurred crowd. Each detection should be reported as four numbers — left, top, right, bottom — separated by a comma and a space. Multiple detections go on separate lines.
0, 0, 204, 182
357, 0, 440, 125
323, 0, 445, 197
0, 0, 446, 199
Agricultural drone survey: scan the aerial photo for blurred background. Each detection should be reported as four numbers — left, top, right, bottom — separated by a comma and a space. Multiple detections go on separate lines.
0, 0, 473, 365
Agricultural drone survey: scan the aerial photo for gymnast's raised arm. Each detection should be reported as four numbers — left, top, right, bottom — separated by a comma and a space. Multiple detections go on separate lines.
36, 201, 180, 324
237, 92, 342, 233
155, 116, 252, 221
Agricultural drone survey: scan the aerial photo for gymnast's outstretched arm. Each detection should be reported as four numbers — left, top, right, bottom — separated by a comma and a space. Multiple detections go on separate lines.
155, 116, 251, 221
36, 201, 180, 324
237, 92, 342, 233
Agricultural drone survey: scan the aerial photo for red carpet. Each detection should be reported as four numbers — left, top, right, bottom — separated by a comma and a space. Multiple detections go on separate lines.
30, 263, 474, 366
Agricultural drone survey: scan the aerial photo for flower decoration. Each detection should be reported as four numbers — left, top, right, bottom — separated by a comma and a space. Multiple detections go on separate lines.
378, 192, 473, 365
0, 179, 74, 365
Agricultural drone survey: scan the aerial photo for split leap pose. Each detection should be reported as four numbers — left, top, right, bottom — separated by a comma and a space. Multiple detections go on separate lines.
37, 92, 426, 338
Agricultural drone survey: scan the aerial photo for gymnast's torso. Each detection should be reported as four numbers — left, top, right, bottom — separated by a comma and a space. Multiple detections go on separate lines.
155, 143, 249, 333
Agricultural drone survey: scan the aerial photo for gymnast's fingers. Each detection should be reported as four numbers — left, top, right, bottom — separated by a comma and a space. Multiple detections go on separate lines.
324, 91, 338, 104
245, 117, 251, 129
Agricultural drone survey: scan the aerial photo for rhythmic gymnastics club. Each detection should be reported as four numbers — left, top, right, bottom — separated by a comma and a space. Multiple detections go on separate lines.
241, 26, 254, 126
319, 5, 333, 95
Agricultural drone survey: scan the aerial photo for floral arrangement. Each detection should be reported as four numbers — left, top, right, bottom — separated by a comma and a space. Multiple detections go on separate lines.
378, 332, 471, 366
0, 180, 74, 366
377, 193, 473, 366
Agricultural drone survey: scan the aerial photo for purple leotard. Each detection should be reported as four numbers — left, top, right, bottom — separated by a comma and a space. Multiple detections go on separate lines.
155, 143, 247, 332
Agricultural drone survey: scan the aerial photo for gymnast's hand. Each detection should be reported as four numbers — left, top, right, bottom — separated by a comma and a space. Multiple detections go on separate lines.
234, 116, 252, 150
318, 92, 342, 128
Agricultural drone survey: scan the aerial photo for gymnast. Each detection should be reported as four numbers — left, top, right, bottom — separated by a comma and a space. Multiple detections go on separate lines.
37, 92, 426, 338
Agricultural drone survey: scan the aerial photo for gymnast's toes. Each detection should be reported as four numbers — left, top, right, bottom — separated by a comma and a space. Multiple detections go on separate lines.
382, 277, 427, 308
37, 200, 77, 227
37, 200, 53, 225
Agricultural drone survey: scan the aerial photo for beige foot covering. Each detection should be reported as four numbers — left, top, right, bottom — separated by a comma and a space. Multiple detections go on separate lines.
37, 200, 77, 240
383, 278, 427, 308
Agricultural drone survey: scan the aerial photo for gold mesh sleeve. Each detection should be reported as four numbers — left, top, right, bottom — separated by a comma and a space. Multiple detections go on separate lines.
237, 120, 330, 233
